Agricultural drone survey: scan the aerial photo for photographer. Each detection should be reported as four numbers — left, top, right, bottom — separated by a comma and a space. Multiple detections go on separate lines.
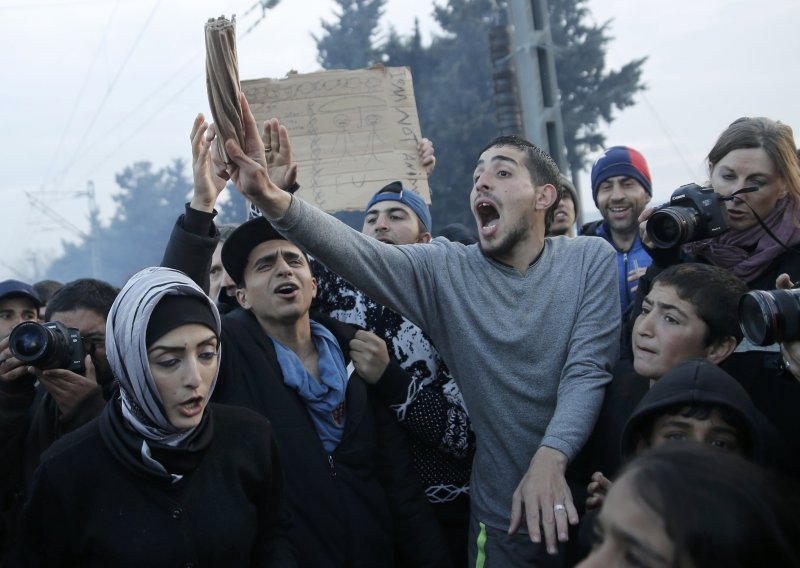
0, 278, 118, 557
637, 117, 800, 307
10, 268, 295, 566
633, 117, 800, 474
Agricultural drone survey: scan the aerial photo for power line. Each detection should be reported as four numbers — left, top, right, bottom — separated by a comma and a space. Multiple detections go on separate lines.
65, 51, 204, 164
51, 1, 277, 193
0, 0, 134, 9
74, 72, 202, 185
55, 0, 163, 183
584, 8, 696, 181
42, 0, 121, 190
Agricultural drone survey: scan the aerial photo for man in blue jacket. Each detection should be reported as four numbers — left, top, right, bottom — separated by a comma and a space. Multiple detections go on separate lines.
582, 146, 654, 314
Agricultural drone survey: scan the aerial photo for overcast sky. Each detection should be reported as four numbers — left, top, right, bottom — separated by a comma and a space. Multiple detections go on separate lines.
2, 0, 799, 281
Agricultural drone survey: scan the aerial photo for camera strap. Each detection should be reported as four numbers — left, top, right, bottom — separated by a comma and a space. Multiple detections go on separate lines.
724, 187, 800, 255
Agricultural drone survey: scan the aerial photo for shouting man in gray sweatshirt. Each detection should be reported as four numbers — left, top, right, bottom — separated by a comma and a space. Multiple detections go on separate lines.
214, 93, 620, 567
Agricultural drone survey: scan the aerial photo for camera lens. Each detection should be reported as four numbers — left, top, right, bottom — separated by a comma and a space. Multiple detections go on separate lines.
9, 322, 50, 361
8, 321, 81, 371
647, 207, 699, 248
739, 289, 800, 345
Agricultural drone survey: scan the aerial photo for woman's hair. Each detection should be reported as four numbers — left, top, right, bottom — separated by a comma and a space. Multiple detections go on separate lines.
621, 443, 800, 568
707, 117, 800, 205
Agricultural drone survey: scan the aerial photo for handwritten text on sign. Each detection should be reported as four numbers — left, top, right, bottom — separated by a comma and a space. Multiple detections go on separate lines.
242, 66, 430, 212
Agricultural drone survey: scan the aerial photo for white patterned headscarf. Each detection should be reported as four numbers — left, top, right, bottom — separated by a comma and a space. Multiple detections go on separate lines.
106, 267, 221, 446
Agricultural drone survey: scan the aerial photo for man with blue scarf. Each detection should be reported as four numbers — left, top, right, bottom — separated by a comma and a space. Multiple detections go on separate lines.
162, 208, 448, 567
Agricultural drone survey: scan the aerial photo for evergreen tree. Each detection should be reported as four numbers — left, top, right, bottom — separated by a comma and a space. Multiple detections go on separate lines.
315, 0, 386, 69
313, 0, 647, 230
46, 160, 192, 285
409, 0, 498, 229
549, 0, 647, 175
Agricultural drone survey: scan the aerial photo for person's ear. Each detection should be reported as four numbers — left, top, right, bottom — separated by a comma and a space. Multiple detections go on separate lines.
777, 178, 789, 199
705, 336, 738, 364
235, 287, 250, 310
536, 184, 558, 210
417, 232, 432, 244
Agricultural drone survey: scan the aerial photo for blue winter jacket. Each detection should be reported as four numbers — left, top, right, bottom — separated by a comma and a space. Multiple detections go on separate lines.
581, 221, 652, 313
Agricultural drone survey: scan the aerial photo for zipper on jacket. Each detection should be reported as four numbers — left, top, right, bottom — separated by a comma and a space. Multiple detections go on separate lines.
328, 455, 337, 477
623, 252, 631, 304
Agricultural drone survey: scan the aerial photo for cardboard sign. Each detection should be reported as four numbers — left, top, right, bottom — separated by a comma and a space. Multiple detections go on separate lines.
242, 66, 430, 212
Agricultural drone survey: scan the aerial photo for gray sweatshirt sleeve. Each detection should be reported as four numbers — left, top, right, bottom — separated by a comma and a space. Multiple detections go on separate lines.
540, 242, 620, 460
270, 195, 439, 331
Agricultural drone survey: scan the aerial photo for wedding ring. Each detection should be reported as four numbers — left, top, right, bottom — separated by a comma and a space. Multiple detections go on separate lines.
553, 504, 566, 512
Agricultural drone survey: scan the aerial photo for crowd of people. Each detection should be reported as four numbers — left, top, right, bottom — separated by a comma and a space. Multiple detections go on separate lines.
0, 91, 799, 567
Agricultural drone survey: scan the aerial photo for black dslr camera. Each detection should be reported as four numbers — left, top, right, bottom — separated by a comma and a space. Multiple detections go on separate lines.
646, 183, 730, 248
8, 321, 85, 373
739, 288, 800, 346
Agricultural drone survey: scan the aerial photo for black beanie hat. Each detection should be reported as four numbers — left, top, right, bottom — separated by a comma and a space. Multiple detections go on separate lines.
146, 295, 218, 349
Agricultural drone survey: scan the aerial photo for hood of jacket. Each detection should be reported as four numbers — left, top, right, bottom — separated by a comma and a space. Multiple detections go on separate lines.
621, 358, 764, 461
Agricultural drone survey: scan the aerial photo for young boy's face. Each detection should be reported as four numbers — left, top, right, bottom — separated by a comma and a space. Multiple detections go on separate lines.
632, 282, 713, 379
649, 407, 745, 456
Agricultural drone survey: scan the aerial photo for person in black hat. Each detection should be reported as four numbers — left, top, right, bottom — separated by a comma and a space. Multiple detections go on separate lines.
0, 280, 40, 341
158, 114, 449, 568
254, 120, 474, 566
215, 96, 622, 566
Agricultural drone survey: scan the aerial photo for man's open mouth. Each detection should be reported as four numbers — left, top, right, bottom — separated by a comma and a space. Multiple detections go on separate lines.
274, 283, 299, 297
476, 201, 500, 230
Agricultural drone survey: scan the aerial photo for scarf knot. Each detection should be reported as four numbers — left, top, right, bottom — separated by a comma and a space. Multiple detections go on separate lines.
273, 321, 349, 452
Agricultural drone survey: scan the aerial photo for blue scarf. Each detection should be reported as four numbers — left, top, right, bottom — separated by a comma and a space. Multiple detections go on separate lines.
273, 321, 349, 452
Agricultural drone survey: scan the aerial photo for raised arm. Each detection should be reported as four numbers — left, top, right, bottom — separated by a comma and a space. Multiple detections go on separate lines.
190, 113, 228, 213
161, 115, 226, 289
262, 117, 298, 191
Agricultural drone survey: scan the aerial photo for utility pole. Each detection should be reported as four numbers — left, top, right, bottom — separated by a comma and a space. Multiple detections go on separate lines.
26, 181, 103, 279
505, 0, 569, 174
85, 181, 102, 279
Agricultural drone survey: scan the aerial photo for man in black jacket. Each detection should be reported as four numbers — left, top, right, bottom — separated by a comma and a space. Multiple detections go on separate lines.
159, 114, 448, 568
0, 278, 118, 558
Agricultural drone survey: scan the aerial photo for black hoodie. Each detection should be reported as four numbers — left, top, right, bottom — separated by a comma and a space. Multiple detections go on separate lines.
621, 358, 766, 463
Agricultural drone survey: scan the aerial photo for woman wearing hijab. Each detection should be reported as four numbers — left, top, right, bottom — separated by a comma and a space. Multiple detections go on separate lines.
11, 267, 295, 567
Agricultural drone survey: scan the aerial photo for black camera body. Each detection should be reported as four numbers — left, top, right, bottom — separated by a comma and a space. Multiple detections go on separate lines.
646, 183, 730, 248
8, 321, 85, 373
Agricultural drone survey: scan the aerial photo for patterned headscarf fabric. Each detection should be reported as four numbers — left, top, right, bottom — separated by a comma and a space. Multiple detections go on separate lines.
106, 267, 222, 446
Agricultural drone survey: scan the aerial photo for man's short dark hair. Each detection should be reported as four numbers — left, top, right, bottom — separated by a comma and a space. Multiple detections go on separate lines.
652, 263, 748, 345
45, 278, 119, 322
480, 135, 562, 232
33, 280, 63, 305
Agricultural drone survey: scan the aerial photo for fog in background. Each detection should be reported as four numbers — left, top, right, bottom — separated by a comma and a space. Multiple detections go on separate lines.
2, 0, 798, 280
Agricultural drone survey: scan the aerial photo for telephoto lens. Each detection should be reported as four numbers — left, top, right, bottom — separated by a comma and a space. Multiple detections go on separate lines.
8, 321, 85, 372
739, 289, 800, 346
646, 206, 700, 248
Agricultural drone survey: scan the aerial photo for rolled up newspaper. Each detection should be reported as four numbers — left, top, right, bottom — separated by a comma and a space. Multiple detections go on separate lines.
205, 15, 245, 164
